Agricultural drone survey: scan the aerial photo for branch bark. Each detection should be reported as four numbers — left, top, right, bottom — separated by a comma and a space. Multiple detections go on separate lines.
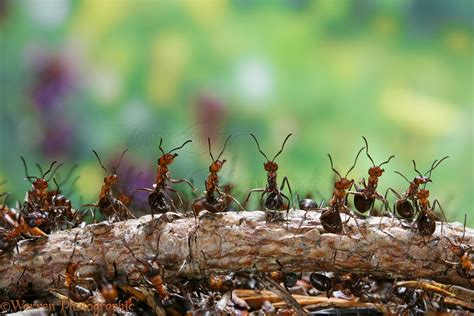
1, 210, 472, 296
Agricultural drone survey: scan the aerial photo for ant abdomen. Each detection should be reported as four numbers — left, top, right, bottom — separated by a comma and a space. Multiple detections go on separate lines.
395, 200, 414, 218
353, 194, 374, 213
309, 273, 330, 292
283, 272, 298, 288
416, 212, 436, 236
299, 198, 317, 210
320, 208, 343, 234
149, 191, 171, 214
265, 192, 283, 210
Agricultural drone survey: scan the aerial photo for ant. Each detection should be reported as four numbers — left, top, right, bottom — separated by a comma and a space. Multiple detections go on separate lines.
58, 233, 96, 302
385, 157, 449, 219
192, 136, 245, 218
123, 238, 173, 307
137, 139, 196, 217
84, 149, 135, 222
20, 157, 62, 211
309, 272, 369, 298
268, 260, 299, 291
348, 137, 395, 215
443, 214, 473, 286
245, 133, 294, 221
319, 146, 365, 234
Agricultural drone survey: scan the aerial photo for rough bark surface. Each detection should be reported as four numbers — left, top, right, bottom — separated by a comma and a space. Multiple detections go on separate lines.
1, 210, 472, 295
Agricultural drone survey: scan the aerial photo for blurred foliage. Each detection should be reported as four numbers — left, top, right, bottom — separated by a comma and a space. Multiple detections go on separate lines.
0, 0, 472, 225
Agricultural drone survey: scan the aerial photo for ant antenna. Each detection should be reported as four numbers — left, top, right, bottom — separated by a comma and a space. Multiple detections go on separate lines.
425, 156, 450, 179
412, 160, 423, 177
460, 213, 466, 244
113, 149, 129, 173
58, 164, 78, 187
42, 161, 58, 179
208, 138, 214, 162
169, 140, 193, 153
394, 171, 410, 183
159, 138, 165, 155
36, 163, 44, 177
216, 135, 233, 161
45, 162, 64, 182
92, 150, 108, 173
53, 178, 60, 193
345, 146, 365, 178
379, 155, 395, 167
327, 154, 342, 179
362, 137, 375, 166
69, 232, 79, 263
1, 193, 10, 212
272, 133, 293, 162
122, 239, 145, 266
20, 156, 33, 183
250, 133, 270, 161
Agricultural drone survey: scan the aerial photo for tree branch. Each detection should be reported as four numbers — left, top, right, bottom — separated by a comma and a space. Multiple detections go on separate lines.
1, 210, 472, 297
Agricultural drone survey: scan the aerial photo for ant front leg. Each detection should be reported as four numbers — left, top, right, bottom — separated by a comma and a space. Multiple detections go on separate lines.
216, 188, 246, 212
279, 177, 294, 211
383, 188, 402, 216
245, 188, 266, 208
431, 199, 451, 230
342, 205, 364, 237
169, 178, 197, 193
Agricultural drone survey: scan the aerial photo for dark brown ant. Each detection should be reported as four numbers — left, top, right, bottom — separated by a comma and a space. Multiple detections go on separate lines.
192, 136, 244, 218
209, 272, 235, 293
268, 260, 299, 291
309, 272, 368, 298
84, 149, 135, 222
385, 157, 449, 219
319, 146, 365, 234
245, 133, 294, 220
348, 137, 395, 215
58, 233, 96, 302
414, 188, 448, 237
137, 139, 196, 217
443, 214, 473, 285
123, 238, 173, 307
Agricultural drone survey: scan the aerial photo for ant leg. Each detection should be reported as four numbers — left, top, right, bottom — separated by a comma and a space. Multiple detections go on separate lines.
342, 206, 365, 237
162, 188, 179, 212
280, 177, 294, 211
245, 188, 265, 206
281, 192, 291, 228
169, 178, 197, 192
165, 185, 184, 208
136, 188, 154, 193
432, 199, 451, 229
383, 188, 401, 216
216, 188, 246, 212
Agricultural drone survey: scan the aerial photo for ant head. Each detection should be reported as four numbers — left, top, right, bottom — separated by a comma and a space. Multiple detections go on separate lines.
412, 156, 449, 187
416, 188, 430, 200
158, 138, 192, 166
335, 178, 352, 190
414, 175, 431, 185
92, 149, 128, 177
104, 174, 118, 186
32, 178, 48, 190
209, 159, 226, 173
327, 146, 365, 181
264, 161, 278, 172
368, 166, 384, 177
250, 133, 292, 171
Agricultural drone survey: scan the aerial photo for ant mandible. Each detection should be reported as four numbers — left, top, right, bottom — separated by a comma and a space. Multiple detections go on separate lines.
192, 135, 245, 218
137, 139, 196, 217
245, 133, 294, 220
84, 149, 135, 222
320, 146, 365, 234
348, 137, 395, 215
385, 157, 448, 219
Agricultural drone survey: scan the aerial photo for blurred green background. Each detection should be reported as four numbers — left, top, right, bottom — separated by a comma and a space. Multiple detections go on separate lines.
0, 0, 472, 225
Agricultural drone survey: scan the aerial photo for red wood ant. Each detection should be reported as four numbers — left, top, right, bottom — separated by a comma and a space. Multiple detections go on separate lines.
58, 233, 96, 302
137, 139, 196, 216
245, 133, 294, 220
192, 136, 244, 218
84, 149, 135, 222
443, 214, 473, 285
123, 238, 173, 307
385, 157, 449, 219
348, 137, 395, 215
319, 146, 365, 234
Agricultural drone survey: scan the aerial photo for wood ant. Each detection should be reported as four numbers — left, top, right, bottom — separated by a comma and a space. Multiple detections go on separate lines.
348, 137, 395, 215
385, 157, 449, 219
123, 238, 173, 307
309, 272, 369, 298
84, 149, 135, 222
245, 133, 294, 220
268, 260, 299, 291
58, 233, 96, 302
137, 139, 196, 216
192, 136, 245, 218
319, 146, 365, 234
443, 214, 473, 286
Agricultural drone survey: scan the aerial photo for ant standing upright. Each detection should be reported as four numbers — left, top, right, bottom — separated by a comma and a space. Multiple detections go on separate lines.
245, 133, 294, 221
137, 139, 196, 217
192, 136, 245, 218
84, 149, 135, 222
319, 146, 365, 234
348, 137, 395, 216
